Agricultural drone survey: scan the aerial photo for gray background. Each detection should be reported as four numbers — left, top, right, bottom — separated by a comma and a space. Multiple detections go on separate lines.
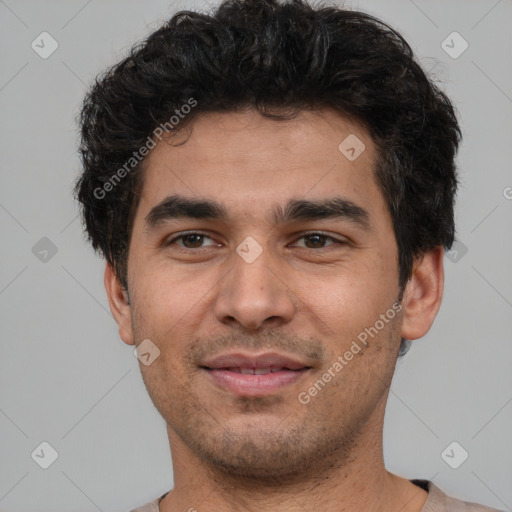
0, 0, 511, 510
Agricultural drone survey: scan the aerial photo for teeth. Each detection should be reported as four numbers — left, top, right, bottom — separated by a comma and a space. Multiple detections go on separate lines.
228, 367, 287, 374
254, 368, 271, 375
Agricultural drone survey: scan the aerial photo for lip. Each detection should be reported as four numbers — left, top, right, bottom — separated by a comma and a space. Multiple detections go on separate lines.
201, 351, 310, 371
199, 351, 312, 397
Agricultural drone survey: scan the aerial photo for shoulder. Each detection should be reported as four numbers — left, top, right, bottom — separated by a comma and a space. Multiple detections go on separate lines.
129, 498, 160, 512
129, 489, 171, 511
417, 480, 505, 512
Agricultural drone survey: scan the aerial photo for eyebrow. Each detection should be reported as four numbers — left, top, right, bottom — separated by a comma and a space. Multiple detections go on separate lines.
145, 194, 372, 232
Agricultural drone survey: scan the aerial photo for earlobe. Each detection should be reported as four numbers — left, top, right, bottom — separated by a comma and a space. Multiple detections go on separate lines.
104, 263, 135, 346
400, 246, 444, 341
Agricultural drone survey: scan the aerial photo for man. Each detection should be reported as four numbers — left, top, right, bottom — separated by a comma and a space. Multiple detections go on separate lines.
75, 0, 502, 510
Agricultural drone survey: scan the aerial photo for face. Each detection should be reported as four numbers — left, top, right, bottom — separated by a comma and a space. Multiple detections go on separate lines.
113, 108, 410, 479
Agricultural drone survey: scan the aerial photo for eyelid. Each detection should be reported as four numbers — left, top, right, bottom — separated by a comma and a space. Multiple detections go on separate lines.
290, 231, 347, 247
165, 230, 219, 247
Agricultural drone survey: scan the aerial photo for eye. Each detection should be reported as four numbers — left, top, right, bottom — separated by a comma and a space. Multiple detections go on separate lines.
165, 232, 218, 249
164, 231, 346, 251
291, 232, 345, 249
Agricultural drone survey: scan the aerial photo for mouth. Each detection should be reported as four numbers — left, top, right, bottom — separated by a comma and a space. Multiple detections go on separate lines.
199, 352, 312, 397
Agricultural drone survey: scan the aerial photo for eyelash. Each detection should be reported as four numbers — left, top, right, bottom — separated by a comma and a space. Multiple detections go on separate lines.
165, 231, 346, 250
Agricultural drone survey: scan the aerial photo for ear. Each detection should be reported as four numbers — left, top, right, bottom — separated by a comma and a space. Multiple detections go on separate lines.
104, 263, 135, 345
400, 246, 444, 341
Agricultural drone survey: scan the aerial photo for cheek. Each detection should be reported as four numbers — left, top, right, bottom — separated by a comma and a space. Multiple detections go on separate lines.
129, 269, 213, 386
131, 266, 210, 334
297, 259, 397, 329
292, 272, 400, 381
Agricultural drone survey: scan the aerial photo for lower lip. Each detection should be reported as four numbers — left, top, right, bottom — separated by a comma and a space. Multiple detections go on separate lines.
203, 368, 309, 396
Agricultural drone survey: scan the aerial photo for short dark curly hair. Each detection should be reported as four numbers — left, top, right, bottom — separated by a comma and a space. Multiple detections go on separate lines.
75, 0, 461, 303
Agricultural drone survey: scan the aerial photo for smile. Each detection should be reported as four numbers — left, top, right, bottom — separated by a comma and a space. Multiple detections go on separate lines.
202, 367, 310, 396
199, 351, 313, 397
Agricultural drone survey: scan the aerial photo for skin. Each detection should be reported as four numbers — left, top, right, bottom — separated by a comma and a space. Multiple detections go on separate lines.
105, 108, 444, 512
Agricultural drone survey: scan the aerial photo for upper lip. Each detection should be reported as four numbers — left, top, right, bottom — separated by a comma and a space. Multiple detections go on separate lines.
200, 351, 312, 370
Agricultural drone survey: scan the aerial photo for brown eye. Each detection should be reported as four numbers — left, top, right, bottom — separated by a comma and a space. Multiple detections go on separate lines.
180, 234, 206, 248
303, 234, 329, 248
293, 233, 343, 249
166, 232, 217, 249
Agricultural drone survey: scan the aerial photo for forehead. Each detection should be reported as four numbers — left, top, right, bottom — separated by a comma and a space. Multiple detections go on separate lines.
137, 108, 385, 224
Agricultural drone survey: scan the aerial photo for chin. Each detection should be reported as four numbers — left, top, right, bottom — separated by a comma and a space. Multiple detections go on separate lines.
183, 420, 348, 482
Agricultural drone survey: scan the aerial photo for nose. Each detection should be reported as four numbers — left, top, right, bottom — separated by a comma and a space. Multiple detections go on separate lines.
213, 240, 296, 331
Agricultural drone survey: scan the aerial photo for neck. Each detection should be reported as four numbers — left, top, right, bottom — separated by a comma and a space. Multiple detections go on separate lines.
159, 391, 428, 512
